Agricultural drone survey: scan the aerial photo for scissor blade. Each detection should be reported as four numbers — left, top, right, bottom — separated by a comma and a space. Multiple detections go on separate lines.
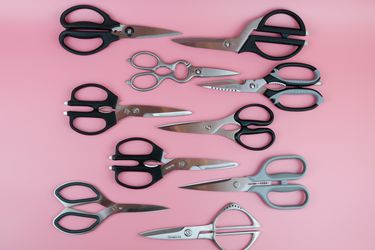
173, 158, 238, 170
127, 105, 192, 117
131, 25, 181, 39
173, 38, 235, 52
181, 177, 249, 192
200, 68, 239, 77
140, 226, 199, 240
199, 80, 247, 92
120, 204, 168, 212
159, 120, 216, 134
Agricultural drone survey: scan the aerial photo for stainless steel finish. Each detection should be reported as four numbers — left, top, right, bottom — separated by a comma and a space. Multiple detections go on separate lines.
200, 79, 269, 93
115, 104, 191, 120
112, 24, 181, 39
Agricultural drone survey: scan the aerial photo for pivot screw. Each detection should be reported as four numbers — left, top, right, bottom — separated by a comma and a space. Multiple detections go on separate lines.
132, 108, 140, 114
178, 161, 186, 167
224, 40, 231, 47
184, 229, 192, 237
233, 181, 240, 188
249, 83, 256, 89
204, 125, 212, 130
195, 69, 202, 74
124, 27, 134, 36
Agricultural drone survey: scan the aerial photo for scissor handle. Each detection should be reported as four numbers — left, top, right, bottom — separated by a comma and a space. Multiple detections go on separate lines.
54, 181, 102, 205
239, 9, 306, 60
234, 104, 275, 150
110, 138, 164, 189
53, 209, 101, 234
66, 83, 118, 135
264, 62, 321, 86
128, 51, 163, 70
60, 5, 120, 30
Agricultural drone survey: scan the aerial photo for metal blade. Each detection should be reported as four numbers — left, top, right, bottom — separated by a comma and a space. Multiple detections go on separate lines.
164, 158, 238, 172
172, 38, 235, 52
199, 68, 239, 77
199, 80, 246, 92
180, 177, 250, 192
140, 226, 198, 240
118, 204, 168, 212
129, 25, 181, 39
159, 120, 218, 134
125, 105, 192, 117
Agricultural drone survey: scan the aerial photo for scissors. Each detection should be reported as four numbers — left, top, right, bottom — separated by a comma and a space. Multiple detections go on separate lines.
200, 62, 323, 112
126, 51, 239, 91
173, 9, 307, 60
59, 5, 180, 55
140, 203, 260, 250
64, 83, 191, 135
109, 137, 238, 189
181, 155, 309, 210
53, 181, 168, 234
159, 103, 275, 151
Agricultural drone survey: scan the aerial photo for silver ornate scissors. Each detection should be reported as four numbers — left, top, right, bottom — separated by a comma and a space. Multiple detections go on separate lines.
140, 203, 260, 250
126, 51, 239, 91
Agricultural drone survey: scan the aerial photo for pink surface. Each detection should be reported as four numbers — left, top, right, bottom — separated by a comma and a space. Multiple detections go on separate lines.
1, 0, 375, 249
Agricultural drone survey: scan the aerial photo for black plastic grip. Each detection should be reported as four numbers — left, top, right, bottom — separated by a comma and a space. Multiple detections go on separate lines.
67, 111, 117, 135
59, 30, 119, 55
54, 182, 100, 204
53, 211, 100, 234
60, 5, 120, 29
111, 165, 163, 189
233, 104, 275, 150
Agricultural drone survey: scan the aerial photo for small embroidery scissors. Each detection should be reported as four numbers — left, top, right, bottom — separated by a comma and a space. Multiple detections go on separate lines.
140, 203, 260, 250
173, 9, 308, 60
64, 83, 191, 135
126, 51, 239, 91
200, 62, 323, 111
53, 181, 168, 234
59, 5, 180, 55
159, 103, 275, 151
181, 155, 309, 210
109, 137, 238, 189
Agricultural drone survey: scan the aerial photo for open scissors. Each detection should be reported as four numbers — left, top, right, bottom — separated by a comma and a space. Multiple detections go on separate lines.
140, 203, 260, 250
53, 181, 167, 234
64, 83, 191, 135
59, 5, 180, 55
173, 9, 307, 60
159, 103, 275, 151
201, 62, 323, 112
181, 155, 309, 210
109, 137, 238, 189
126, 51, 239, 91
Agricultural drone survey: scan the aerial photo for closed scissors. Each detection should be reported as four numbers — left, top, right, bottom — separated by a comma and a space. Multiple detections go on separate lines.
201, 62, 323, 111
109, 137, 238, 189
159, 103, 275, 151
173, 9, 308, 60
53, 181, 167, 234
64, 83, 191, 135
59, 5, 180, 55
140, 203, 260, 250
126, 51, 239, 91
181, 155, 309, 210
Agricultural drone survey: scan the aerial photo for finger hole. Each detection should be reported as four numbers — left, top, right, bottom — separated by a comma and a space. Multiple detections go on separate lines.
132, 53, 158, 68
278, 93, 316, 109
63, 36, 103, 53
74, 86, 108, 101
56, 214, 98, 232
131, 74, 158, 90
173, 63, 188, 80
65, 8, 104, 24
276, 66, 315, 82
238, 105, 271, 121
58, 184, 98, 202
265, 157, 304, 175
118, 140, 154, 155
239, 133, 273, 149
72, 117, 106, 133
255, 41, 299, 58
267, 190, 307, 207
117, 171, 153, 187
263, 12, 301, 29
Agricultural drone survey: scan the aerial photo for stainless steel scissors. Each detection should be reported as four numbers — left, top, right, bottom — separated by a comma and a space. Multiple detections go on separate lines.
109, 137, 238, 189
64, 83, 191, 135
181, 155, 309, 210
173, 9, 307, 60
140, 203, 260, 250
53, 181, 168, 234
126, 51, 239, 91
200, 62, 323, 111
59, 5, 180, 55
159, 103, 275, 151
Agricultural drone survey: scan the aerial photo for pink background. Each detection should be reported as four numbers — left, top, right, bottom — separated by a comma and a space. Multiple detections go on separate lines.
2, 0, 375, 249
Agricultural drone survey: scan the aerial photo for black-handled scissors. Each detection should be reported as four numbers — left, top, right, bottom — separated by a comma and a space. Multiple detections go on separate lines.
201, 62, 323, 112
59, 5, 180, 55
173, 9, 307, 60
64, 83, 191, 135
159, 104, 275, 151
109, 137, 238, 189
53, 181, 167, 234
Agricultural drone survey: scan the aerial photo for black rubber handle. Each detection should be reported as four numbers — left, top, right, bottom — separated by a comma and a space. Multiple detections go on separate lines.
59, 30, 119, 55
239, 9, 306, 60
233, 104, 275, 150
263, 62, 321, 86
53, 211, 100, 234
54, 182, 101, 204
66, 83, 118, 135
60, 5, 120, 29
111, 165, 163, 189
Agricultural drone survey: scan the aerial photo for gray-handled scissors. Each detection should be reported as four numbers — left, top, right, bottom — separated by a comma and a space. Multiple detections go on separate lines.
140, 203, 260, 250
200, 62, 323, 112
181, 155, 309, 210
53, 182, 168, 234
126, 51, 239, 91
